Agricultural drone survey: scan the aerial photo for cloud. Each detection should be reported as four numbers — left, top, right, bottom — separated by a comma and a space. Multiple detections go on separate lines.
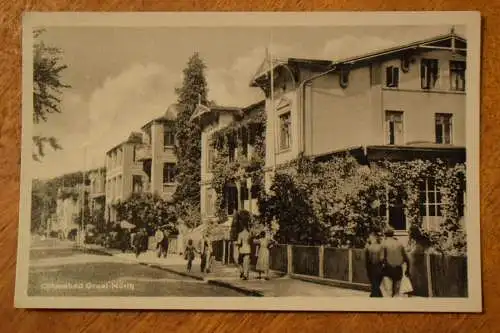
84, 62, 179, 166
320, 35, 399, 61
206, 43, 298, 107
33, 62, 180, 179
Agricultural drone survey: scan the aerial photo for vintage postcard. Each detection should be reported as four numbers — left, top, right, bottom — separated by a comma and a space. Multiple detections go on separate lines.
15, 11, 482, 312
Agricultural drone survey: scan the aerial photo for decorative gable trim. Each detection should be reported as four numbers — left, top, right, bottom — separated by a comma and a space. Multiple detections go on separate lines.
276, 97, 292, 110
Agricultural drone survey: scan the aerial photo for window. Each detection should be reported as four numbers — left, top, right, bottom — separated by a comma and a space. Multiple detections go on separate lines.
226, 185, 238, 216
163, 163, 176, 184
435, 113, 453, 144
240, 181, 249, 202
386, 66, 399, 88
240, 127, 248, 158
206, 191, 215, 217
385, 111, 404, 145
206, 142, 215, 172
419, 178, 442, 223
421, 59, 439, 89
378, 190, 407, 231
251, 184, 261, 199
228, 134, 236, 162
132, 146, 136, 162
450, 60, 466, 91
163, 125, 175, 148
279, 112, 291, 151
132, 175, 143, 193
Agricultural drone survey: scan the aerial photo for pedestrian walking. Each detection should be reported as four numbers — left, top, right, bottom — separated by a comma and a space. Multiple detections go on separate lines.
161, 228, 169, 258
254, 231, 274, 280
380, 226, 411, 297
155, 227, 165, 258
203, 236, 214, 273
365, 229, 384, 297
184, 239, 197, 272
235, 211, 252, 280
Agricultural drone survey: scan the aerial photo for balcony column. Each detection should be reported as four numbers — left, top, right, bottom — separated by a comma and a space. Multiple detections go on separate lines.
247, 178, 252, 214
236, 182, 242, 213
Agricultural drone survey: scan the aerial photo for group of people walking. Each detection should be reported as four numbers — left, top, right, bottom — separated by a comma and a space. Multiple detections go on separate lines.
117, 226, 170, 259
183, 235, 215, 274
234, 211, 276, 281
183, 210, 276, 280
365, 226, 413, 297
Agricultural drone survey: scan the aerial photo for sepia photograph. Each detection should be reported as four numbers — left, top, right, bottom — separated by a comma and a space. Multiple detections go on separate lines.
15, 11, 481, 311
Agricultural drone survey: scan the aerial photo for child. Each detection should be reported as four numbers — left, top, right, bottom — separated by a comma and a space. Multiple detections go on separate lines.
184, 239, 196, 272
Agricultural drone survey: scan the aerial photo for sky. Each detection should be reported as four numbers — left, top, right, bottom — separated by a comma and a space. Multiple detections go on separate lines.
32, 24, 465, 180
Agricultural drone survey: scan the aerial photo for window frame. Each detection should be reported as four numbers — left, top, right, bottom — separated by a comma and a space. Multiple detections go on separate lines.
278, 111, 292, 152
162, 162, 177, 185
163, 125, 176, 148
435, 113, 453, 145
384, 110, 405, 145
421, 58, 439, 89
449, 60, 466, 92
385, 65, 400, 88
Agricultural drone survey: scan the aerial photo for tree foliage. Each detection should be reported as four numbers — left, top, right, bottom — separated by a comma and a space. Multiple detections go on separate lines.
30, 169, 99, 233
114, 192, 178, 235
172, 52, 208, 227
33, 28, 70, 161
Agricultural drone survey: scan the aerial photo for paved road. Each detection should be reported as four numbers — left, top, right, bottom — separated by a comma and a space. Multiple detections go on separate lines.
27, 237, 244, 297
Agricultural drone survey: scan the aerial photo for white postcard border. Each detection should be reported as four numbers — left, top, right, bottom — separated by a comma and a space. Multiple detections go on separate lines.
16, 11, 482, 312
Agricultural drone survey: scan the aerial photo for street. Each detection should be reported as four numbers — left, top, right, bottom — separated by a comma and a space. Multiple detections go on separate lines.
27, 236, 244, 297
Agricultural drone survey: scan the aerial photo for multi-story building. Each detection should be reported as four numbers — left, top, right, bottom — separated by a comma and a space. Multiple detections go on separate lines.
191, 100, 266, 231
53, 185, 88, 238
135, 104, 178, 202
248, 29, 467, 241
104, 132, 147, 223
88, 168, 106, 212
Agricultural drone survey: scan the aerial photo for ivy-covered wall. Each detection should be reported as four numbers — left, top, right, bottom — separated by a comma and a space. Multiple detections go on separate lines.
209, 107, 266, 223
258, 155, 467, 255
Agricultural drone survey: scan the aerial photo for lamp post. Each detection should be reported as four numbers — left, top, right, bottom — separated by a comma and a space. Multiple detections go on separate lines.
81, 143, 88, 248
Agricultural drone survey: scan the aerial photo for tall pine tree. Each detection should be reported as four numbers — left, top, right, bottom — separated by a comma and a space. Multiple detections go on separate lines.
173, 53, 208, 228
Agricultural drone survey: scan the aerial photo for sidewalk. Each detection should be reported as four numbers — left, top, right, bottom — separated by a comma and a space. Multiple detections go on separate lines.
77, 244, 370, 297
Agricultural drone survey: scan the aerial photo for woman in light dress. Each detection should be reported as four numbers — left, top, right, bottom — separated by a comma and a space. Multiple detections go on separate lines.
254, 231, 274, 280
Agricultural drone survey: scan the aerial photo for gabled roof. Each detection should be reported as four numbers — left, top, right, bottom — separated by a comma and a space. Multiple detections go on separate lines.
190, 103, 242, 122
141, 104, 179, 130
250, 30, 466, 87
106, 131, 143, 154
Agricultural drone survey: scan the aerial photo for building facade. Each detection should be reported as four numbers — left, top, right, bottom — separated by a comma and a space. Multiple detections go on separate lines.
104, 132, 147, 223
192, 101, 266, 231
88, 167, 106, 229
52, 185, 88, 238
248, 30, 467, 241
135, 104, 178, 202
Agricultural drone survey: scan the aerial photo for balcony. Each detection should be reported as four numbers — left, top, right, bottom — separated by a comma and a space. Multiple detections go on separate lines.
135, 144, 152, 161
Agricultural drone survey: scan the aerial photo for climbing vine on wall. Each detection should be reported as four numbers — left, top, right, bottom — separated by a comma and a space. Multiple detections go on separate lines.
209, 107, 266, 223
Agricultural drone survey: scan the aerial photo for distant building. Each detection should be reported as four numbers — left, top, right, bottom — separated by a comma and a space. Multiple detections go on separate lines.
88, 168, 106, 228
53, 185, 87, 238
135, 104, 178, 202
104, 132, 146, 223
249, 30, 467, 242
